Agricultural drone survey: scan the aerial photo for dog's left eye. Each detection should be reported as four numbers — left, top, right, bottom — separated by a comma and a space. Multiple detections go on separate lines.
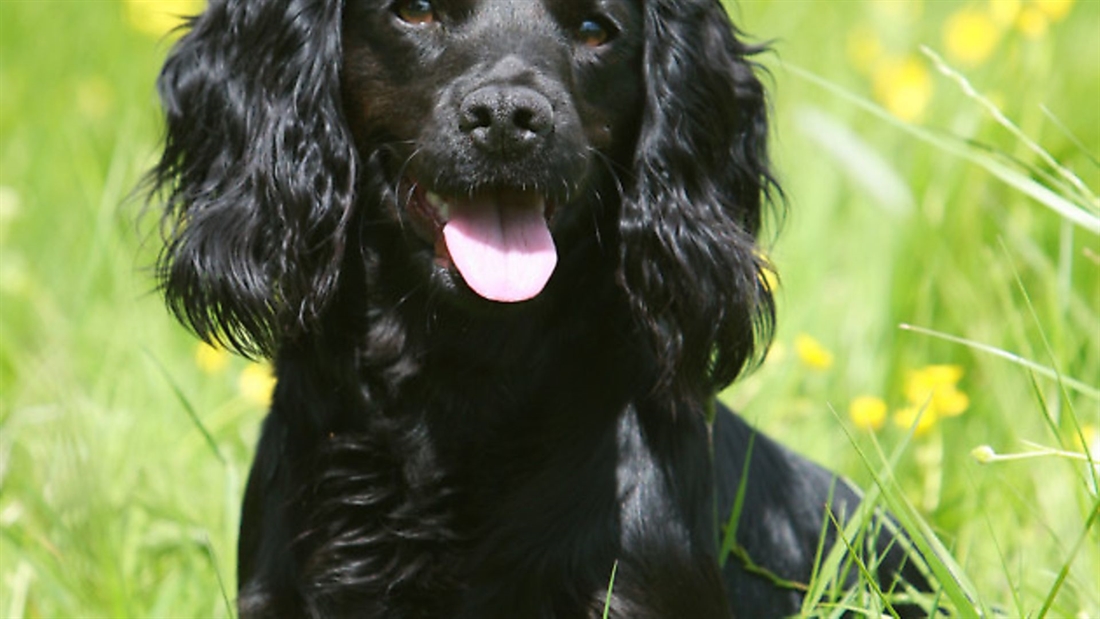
394, 0, 436, 25
576, 17, 616, 47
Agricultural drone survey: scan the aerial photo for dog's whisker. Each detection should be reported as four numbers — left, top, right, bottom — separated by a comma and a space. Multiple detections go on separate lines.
589, 148, 628, 203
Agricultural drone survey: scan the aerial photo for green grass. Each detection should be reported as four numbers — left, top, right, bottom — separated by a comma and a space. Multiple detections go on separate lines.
2, 1, 1097, 617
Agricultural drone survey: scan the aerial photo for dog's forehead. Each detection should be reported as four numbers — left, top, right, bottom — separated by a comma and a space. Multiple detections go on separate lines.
344, 0, 645, 41
465, 0, 645, 49
367, 0, 640, 23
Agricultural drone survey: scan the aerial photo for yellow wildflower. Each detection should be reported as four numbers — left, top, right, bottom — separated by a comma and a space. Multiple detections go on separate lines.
921, 364, 964, 384
126, 0, 205, 37
757, 259, 779, 294
904, 365, 970, 418
1015, 6, 1050, 38
989, 0, 1022, 25
849, 396, 888, 431
872, 56, 933, 123
943, 7, 1002, 66
239, 364, 277, 407
195, 341, 230, 374
1033, 0, 1074, 21
1076, 424, 1100, 456
894, 404, 938, 437
886, 364, 971, 437
794, 334, 834, 371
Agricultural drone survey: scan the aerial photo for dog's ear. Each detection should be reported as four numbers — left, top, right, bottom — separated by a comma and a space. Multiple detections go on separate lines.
620, 0, 776, 397
149, 0, 356, 357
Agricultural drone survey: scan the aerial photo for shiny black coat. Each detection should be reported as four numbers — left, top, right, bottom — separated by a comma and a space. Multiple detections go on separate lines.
149, 0, 926, 616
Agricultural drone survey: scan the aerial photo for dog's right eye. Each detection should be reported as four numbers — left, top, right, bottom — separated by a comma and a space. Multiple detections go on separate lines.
575, 16, 617, 48
394, 0, 436, 25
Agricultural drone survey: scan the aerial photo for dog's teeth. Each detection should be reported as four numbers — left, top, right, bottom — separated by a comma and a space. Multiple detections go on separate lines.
426, 191, 449, 221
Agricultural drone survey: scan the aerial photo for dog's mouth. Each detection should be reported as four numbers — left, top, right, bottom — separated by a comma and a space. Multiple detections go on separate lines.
403, 181, 558, 303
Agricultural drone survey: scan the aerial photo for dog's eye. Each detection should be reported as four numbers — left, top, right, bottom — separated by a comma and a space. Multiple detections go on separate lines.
576, 17, 615, 47
394, 0, 436, 25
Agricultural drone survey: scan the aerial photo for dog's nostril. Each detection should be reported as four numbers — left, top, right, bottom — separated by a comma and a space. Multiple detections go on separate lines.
465, 105, 493, 130
460, 87, 553, 153
512, 108, 541, 134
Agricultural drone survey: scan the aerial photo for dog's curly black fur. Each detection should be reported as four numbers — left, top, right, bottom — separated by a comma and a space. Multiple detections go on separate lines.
149, 0, 928, 616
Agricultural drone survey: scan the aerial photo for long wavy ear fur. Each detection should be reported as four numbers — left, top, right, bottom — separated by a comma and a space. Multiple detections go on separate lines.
149, 0, 357, 357
621, 0, 777, 398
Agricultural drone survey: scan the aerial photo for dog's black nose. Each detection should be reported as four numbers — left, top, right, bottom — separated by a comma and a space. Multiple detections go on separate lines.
459, 86, 553, 156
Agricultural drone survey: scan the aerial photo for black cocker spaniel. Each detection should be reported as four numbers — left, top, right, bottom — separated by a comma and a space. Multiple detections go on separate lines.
149, 0, 929, 616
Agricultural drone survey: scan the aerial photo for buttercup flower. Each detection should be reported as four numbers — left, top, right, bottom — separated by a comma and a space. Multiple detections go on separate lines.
1033, 0, 1074, 21
993, 0, 1071, 42
891, 364, 970, 436
893, 404, 939, 437
195, 341, 229, 374
943, 7, 1001, 66
1015, 6, 1050, 38
849, 396, 888, 431
126, 0, 204, 37
989, 0, 1022, 25
795, 334, 834, 371
904, 365, 970, 418
1076, 424, 1100, 457
756, 254, 779, 293
239, 364, 277, 407
872, 56, 933, 123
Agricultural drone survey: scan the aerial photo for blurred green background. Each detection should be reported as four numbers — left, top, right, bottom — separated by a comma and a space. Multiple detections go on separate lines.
1, 0, 1097, 616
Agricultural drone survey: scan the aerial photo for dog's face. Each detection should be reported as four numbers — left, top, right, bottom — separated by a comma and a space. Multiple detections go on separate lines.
342, 0, 645, 303
155, 0, 771, 387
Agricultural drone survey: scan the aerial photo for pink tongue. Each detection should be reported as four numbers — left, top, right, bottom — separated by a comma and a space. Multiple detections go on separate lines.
442, 190, 557, 303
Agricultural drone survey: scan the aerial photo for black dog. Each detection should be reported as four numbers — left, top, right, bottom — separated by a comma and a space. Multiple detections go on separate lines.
150, 0, 927, 616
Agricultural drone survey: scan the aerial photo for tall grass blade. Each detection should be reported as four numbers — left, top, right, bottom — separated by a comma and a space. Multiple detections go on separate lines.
795, 106, 914, 216
828, 405, 984, 618
143, 349, 227, 465
1026, 374, 1100, 495
1040, 104, 1100, 168
718, 432, 754, 568
921, 46, 1098, 210
1036, 497, 1100, 618
202, 533, 235, 619
803, 479, 842, 613
898, 324, 1100, 401
1001, 239, 1100, 493
825, 510, 902, 619
971, 152, 1099, 232
602, 560, 618, 619
783, 63, 1100, 234
967, 464, 1026, 618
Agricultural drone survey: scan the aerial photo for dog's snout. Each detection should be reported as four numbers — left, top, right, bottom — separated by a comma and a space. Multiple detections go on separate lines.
459, 86, 553, 155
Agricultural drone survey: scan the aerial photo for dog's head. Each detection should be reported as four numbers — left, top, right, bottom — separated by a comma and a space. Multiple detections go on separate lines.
340, 0, 646, 304
151, 0, 775, 393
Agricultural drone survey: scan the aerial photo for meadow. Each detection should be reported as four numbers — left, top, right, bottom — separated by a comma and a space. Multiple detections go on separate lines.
1, 0, 1097, 617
